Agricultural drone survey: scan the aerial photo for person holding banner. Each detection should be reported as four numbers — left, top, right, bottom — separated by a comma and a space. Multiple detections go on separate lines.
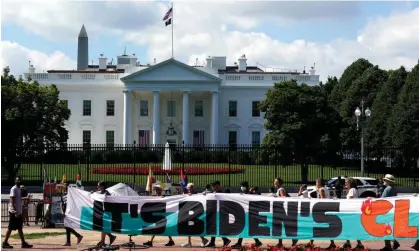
143, 184, 175, 247
380, 174, 400, 251
273, 177, 298, 248
181, 183, 209, 248
61, 183, 83, 247
231, 181, 263, 249
205, 180, 231, 248
95, 182, 117, 247
342, 178, 364, 250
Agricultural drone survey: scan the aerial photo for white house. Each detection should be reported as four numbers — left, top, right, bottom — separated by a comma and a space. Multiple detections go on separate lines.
24, 25, 320, 146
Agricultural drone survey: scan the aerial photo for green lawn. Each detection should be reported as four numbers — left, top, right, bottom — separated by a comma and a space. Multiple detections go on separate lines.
11, 163, 417, 189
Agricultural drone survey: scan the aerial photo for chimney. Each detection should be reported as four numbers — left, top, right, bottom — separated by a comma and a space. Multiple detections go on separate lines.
309, 63, 316, 75
238, 54, 247, 72
206, 56, 212, 68
98, 54, 107, 70
130, 54, 137, 66
77, 24, 89, 70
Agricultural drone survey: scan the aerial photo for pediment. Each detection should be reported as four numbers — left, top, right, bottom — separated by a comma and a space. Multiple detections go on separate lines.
121, 58, 222, 83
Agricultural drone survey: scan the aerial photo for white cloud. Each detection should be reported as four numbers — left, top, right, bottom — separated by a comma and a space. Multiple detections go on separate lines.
1, 1, 419, 80
0, 41, 76, 76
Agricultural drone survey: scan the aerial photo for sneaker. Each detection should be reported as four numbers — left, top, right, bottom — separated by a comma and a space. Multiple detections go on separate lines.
2, 242, 13, 249
21, 242, 33, 249
393, 241, 400, 250
206, 242, 216, 248
343, 243, 352, 249
411, 244, 419, 251
96, 241, 105, 247
165, 240, 175, 247
200, 238, 209, 247
109, 235, 117, 245
380, 247, 393, 251
143, 241, 153, 247
231, 243, 242, 249
326, 244, 337, 250
181, 242, 192, 248
255, 241, 263, 247
223, 239, 231, 247
62, 243, 71, 246
77, 236, 84, 245
356, 244, 365, 250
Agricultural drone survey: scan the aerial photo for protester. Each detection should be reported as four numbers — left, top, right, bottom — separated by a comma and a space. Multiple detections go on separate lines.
181, 183, 209, 248
143, 184, 175, 247
273, 177, 297, 248
335, 176, 343, 199
61, 183, 83, 246
377, 177, 386, 198
231, 181, 262, 249
380, 174, 400, 251
297, 184, 308, 198
304, 179, 335, 248
20, 185, 31, 226
203, 184, 212, 194
95, 181, 117, 247
2, 177, 33, 249
205, 180, 231, 248
342, 178, 364, 250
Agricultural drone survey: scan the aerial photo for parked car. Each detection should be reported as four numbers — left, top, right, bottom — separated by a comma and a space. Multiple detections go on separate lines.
306, 176, 379, 198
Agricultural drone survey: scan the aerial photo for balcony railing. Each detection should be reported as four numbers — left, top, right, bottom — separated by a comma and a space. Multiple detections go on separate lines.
25, 73, 121, 81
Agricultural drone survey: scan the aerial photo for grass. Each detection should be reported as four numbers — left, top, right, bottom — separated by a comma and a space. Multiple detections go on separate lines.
11, 163, 418, 188
1, 232, 65, 239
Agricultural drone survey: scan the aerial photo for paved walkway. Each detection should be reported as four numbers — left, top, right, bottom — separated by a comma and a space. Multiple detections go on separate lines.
1, 225, 417, 251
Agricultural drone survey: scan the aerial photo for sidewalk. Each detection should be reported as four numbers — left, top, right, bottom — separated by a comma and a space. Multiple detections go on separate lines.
1, 225, 417, 251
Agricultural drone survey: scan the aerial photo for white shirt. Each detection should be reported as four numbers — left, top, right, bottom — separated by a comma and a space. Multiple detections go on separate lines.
9, 185, 22, 213
317, 187, 330, 199
276, 187, 286, 197
347, 188, 359, 199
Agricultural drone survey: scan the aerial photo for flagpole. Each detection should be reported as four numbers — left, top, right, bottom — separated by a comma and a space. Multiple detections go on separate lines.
171, 2, 174, 59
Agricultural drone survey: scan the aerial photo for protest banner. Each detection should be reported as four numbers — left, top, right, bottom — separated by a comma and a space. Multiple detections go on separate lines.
65, 188, 419, 240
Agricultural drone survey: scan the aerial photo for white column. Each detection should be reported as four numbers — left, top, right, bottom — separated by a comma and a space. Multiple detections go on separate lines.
211, 90, 219, 145
182, 91, 189, 144
123, 90, 132, 145
152, 91, 160, 145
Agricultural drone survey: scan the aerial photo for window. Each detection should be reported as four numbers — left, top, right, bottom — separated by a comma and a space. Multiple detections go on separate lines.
228, 130, 237, 145
140, 101, 149, 117
252, 101, 261, 117
193, 130, 205, 145
167, 100, 176, 117
229, 101, 237, 117
82, 130, 91, 143
251, 131, 261, 145
106, 130, 114, 145
83, 100, 91, 116
139, 130, 150, 145
195, 101, 203, 117
60, 100, 68, 109
106, 100, 115, 116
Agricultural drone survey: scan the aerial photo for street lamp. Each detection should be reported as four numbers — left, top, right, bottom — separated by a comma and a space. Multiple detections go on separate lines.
354, 99, 371, 176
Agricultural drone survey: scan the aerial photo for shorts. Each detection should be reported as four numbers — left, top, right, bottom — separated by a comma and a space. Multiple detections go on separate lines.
8, 212, 23, 230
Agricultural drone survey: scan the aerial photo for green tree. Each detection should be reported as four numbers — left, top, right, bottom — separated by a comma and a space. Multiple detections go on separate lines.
389, 63, 419, 155
260, 80, 342, 181
339, 65, 388, 148
367, 67, 407, 150
320, 76, 338, 97
330, 58, 373, 109
1, 67, 71, 182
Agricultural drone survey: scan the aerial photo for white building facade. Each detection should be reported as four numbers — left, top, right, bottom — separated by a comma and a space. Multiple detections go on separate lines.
24, 27, 319, 146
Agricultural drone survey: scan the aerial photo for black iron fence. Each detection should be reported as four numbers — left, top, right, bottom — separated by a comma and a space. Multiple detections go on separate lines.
1, 199, 44, 223
1, 144, 418, 188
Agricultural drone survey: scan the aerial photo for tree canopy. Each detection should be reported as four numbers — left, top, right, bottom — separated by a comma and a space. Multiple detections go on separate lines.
1, 67, 71, 181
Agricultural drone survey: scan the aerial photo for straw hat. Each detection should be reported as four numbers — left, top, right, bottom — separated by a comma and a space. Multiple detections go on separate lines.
383, 174, 395, 184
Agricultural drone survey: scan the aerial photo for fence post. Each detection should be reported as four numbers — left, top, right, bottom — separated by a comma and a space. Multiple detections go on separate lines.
133, 141, 136, 188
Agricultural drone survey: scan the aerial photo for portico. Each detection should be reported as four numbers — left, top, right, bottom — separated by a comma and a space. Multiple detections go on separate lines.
120, 58, 222, 145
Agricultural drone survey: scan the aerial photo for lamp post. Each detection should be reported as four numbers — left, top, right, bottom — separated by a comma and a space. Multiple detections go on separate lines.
354, 99, 371, 176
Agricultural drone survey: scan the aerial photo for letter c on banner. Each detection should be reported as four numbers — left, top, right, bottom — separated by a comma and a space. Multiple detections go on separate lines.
361, 200, 392, 237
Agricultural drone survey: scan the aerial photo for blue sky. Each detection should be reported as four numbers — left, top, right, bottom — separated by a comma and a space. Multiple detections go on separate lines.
1, 1, 419, 79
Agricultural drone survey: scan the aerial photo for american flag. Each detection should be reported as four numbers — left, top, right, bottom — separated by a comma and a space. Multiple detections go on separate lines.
193, 130, 205, 146
139, 130, 150, 145
162, 7, 173, 21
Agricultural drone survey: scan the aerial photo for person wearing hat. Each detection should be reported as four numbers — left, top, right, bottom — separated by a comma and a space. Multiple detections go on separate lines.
143, 184, 175, 247
20, 185, 31, 227
95, 181, 117, 247
380, 174, 400, 251
205, 180, 231, 248
231, 181, 262, 249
